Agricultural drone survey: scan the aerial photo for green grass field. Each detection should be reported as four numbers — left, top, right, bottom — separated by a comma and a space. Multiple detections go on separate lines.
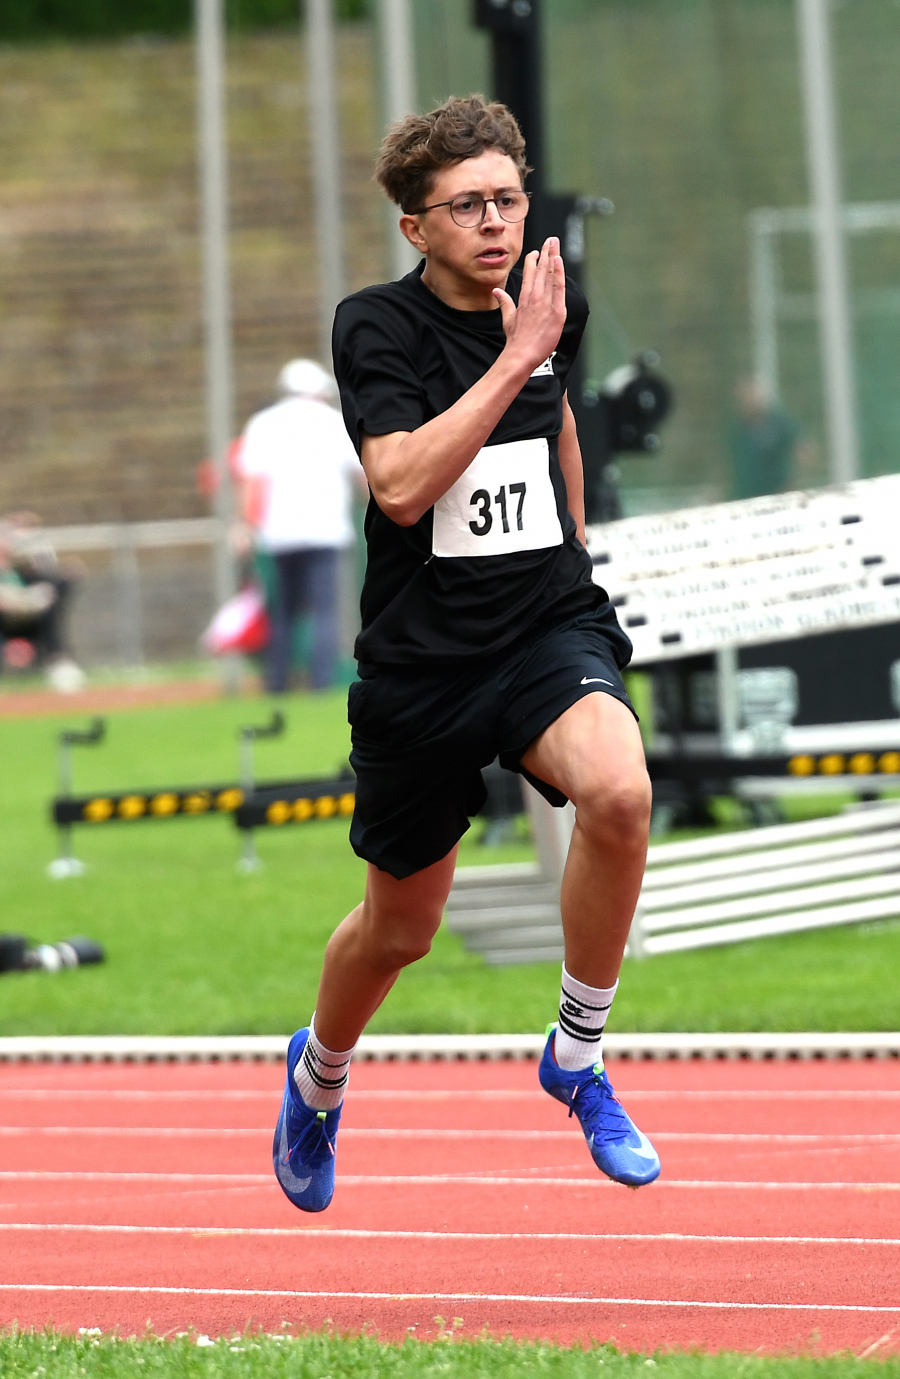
1, 1331, 897, 1377
1, 689, 899, 1036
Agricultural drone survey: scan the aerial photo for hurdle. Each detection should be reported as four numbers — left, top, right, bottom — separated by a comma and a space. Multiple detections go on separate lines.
236, 709, 284, 873
47, 711, 355, 876
48, 717, 106, 878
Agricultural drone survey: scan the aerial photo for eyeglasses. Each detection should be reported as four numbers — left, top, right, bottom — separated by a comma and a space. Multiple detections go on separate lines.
416, 190, 531, 228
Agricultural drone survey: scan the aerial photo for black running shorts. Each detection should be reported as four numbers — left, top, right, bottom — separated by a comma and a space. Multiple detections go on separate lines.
347, 605, 635, 880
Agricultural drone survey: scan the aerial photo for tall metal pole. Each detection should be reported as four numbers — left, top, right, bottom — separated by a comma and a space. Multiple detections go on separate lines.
195, 0, 238, 619
796, 0, 859, 483
306, 0, 346, 363
377, 0, 419, 280
747, 213, 781, 403
475, 0, 544, 197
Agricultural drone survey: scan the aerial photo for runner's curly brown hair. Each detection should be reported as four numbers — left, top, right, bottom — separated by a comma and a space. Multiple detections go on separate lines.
374, 94, 529, 213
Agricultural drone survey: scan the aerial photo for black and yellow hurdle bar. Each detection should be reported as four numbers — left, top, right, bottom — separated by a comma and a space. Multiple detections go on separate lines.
55, 751, 898, 829
48, 710, 355, 876
53, 784, 246, 826
52, 777, 356, 829
646, 749, 900, 787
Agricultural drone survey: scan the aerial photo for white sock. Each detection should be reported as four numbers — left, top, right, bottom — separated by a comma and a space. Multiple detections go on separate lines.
554, 965, 618, 1071
292, 1015, 355, 1111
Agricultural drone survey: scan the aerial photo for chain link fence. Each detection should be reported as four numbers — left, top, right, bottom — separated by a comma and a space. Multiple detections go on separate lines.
416, 0, 900, 513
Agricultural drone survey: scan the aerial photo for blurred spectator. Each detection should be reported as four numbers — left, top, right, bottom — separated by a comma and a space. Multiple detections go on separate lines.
237, 359, 364, 693
728, 377, 816, 500
0, 513, 85, 692
196, 437, 246, 508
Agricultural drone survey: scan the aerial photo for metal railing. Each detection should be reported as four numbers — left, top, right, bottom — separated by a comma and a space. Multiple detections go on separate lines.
10, 517, 360, 670
11, 518, 220, 669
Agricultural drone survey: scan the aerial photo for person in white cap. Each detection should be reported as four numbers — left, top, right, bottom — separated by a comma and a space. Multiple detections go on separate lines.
239, 359, 362, 692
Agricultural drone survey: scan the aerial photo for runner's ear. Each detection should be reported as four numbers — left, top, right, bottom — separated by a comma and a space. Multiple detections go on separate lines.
399, 214, 427, 253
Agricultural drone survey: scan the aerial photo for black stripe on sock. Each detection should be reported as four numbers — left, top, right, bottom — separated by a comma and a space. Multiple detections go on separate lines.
305, 1043, 351, 1072
557, 1014, 605, 1043
303, 1046, 350, 1090
303, 1065, 349, 1091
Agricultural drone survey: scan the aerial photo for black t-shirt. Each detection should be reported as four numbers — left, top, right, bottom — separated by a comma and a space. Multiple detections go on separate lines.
333, 261, 605, 666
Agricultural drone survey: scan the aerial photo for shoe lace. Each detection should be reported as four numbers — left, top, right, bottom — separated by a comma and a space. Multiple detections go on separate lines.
567, 1065, 632, 1142
284, 1109, 337, 1169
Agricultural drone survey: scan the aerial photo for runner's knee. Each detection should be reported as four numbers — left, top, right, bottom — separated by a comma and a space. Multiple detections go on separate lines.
361, 897, 445, 971
369, 921, 439, 972
574, 770, 651, 852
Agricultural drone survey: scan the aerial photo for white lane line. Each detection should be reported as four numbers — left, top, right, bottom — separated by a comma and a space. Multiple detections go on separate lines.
615, 1090, 900, 1101
0, 1171, 896, 1190
3, 1127, 899, 1144
637, 1132, 900, 1144
2, 1223, 898, 1247
0, 1186, 272, 1215
0, 1091, 281, 1101
0, 1173, 273, 1184
1, 1088, 899, 1101
0, 1282, 896, 1314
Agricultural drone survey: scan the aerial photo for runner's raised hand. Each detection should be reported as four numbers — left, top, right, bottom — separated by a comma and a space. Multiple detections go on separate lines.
493, 237, 567, 375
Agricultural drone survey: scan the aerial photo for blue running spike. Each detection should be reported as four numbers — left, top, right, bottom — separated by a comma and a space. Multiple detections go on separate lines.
272, 1027, 342, 1212
538, 1026, 660, 1188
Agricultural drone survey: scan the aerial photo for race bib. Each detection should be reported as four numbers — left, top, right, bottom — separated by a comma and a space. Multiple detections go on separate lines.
431, 437, 563, 559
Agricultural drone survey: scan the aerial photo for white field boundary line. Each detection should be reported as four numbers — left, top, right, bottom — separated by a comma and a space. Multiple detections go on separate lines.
0, 1282, 897, 1314
1, 1033, 899, 1061
3, 1223, 899, 1247
3, 1126, 899, 1145
2, 1088, 900, 1102
0, 1171, 896, 1190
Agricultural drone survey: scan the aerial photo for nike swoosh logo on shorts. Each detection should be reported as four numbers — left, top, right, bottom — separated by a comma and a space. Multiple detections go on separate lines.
581, 676, 613, 686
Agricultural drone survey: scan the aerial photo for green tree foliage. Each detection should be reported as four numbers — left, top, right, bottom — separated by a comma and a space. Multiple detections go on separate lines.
0, 0, 368, 42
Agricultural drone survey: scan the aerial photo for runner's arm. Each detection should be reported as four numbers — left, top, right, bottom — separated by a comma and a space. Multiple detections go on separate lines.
361, 239, 567, 527
558, 393, 586, 547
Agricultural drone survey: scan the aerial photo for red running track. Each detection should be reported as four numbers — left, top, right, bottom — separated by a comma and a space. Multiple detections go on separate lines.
0, 1056, 898, 1355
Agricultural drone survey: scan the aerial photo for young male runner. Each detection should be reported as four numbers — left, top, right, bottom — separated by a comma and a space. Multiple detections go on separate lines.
273, 95, 660, 1211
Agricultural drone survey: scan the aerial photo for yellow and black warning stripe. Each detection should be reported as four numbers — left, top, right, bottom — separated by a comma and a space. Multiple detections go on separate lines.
52, 777, 354, 828
787, 751, 900, 778
646, 749, 900, 788
53, 785, 246, 826
234, 781, 355, 830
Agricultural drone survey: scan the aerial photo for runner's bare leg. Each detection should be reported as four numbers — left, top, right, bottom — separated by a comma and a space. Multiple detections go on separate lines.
520, 693, 650, 988
313, 849, 458, 1052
